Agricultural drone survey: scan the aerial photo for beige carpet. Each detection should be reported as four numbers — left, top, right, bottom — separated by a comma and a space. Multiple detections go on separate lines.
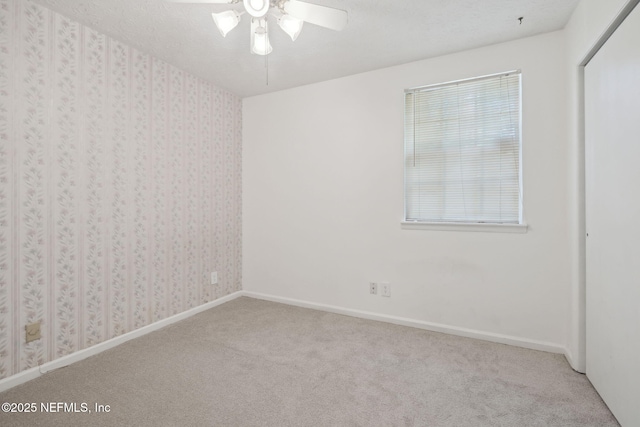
0, 297, 618, 426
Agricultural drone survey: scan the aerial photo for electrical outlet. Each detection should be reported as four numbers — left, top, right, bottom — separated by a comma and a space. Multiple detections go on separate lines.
25, 322, 41, 343
369, 282, 377, 295
210, 272, 218, 285
381, 282, 391, 298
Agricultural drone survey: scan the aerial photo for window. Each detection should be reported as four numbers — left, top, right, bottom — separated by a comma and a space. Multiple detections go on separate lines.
403, 71, 523, 229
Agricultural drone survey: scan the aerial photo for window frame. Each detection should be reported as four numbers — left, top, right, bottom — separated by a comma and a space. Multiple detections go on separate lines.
402, 70, 527, 233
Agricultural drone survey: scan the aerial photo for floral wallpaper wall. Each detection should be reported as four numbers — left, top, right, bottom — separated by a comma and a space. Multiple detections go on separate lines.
0, 0, 242, 380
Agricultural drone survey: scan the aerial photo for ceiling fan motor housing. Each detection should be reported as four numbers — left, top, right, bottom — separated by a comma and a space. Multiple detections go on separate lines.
244, 0, 270, 17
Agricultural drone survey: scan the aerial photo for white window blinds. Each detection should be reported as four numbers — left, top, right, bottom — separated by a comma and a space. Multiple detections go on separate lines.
404, 71, 522, 224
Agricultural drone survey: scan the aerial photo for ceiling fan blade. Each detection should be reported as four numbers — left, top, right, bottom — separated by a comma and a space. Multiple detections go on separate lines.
165, 0, 234, 4
283, 0, 347, 31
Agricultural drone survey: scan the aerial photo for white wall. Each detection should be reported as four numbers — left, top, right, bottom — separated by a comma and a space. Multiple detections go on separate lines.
243, 31, 571, 350
564, 0, 630, 372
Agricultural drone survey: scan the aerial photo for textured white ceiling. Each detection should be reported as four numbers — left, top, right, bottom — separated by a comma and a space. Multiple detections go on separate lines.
31, 0, 580, 97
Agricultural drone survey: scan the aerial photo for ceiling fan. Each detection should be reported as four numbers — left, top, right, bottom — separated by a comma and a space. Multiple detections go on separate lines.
168, 0, 348, 56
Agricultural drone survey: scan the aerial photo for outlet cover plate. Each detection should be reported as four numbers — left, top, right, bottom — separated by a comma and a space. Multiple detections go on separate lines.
211, 272, 218, 285
26, 322, 41, 343
381, 282, 391, 297
369, 282, 377, 295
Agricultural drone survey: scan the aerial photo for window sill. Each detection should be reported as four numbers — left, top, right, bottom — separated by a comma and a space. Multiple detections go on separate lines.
401, 221, 528, 234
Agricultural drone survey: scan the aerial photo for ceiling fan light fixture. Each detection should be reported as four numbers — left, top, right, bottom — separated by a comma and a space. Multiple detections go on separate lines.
243, 0, 269, 18
278, 14, 303, 41
250, 18, 273, 55
212, 10, 241, 37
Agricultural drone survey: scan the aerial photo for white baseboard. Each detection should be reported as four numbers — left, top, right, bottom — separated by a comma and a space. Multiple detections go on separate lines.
242, 291, 566, 355
1, 290, 571, 393
0, 291, 243, 393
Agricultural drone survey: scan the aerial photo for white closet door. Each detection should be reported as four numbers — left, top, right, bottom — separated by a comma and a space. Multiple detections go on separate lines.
585, 4, 640, 426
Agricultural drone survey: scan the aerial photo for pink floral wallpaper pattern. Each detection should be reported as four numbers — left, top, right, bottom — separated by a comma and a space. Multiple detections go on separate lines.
0, 0, 242, 380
